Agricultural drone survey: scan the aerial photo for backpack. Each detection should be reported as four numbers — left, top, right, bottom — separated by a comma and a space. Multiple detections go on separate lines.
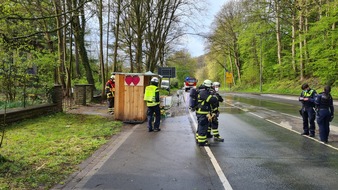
189, 88, 199, 109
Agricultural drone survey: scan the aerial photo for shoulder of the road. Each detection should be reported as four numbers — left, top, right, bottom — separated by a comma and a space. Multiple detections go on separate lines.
232, 93, 338, 151
261, 94, 338, 106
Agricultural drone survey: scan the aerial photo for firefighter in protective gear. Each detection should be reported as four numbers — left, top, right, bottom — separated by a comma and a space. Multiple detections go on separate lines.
205, 82, 221, 138
209, 81, 224, 142
144, 77, 161, 132
212, 82, 221, 92
195, 79, 218, 146
315, 85, 334, 143
191, 84, 203, 143
105, 75, 115, 114
299, 83, 317, 137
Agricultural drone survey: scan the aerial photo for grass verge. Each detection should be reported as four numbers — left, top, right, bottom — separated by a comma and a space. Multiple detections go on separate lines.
0, 112, 122, 190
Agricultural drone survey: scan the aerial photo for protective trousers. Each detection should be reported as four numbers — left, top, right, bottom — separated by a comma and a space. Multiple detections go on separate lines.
107, 98, 114, 112
316, 109, 331, 143
210, 116, 220, 137
302, 107, 316, 135
147, 105, 161, 130
197, 114, 208, 145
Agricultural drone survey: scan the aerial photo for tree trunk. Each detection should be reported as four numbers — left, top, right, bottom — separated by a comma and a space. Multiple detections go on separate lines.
228, 51, 235, 85
303, 0, 309, 77
113, 0, 121, 72
275, 0, 282, 66
133, 0, 144, 73
129, 40, 134, 72
76, 35, 95, 85
98, 0, 105, 98
299, 0, 304, 81
106, 0, 111, 79
233, 39, 241, 82
291, 7, 296, 72
62, 0, 70, 97
72, 0, 95, 86
53, 0, 66, 88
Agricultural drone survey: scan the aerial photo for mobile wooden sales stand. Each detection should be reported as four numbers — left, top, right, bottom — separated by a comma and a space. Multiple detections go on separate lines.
113, 71, 159, 123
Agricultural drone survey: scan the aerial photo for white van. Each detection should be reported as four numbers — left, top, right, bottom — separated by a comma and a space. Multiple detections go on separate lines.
161, 80, 170, 90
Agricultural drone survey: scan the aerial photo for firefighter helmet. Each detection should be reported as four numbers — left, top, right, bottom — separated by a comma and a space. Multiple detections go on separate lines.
212, 82, 220, 92
212, 82, 220, 87
151, 77, 159, 83
203, 79, 213, 87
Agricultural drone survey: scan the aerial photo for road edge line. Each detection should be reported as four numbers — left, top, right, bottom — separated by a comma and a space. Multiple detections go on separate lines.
189, 110, 233, 190
226, 102, 338, 151
58, 124, 140, 190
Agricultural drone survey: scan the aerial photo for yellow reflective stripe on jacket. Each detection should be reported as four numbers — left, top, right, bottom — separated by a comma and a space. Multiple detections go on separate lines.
106, 87, 114, 98
196, 95, 212, 114
147, 101, 159, 107
206, 95, 212, 102
196, 110, 209, 114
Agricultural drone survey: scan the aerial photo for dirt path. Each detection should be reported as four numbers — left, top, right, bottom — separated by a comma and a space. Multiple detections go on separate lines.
64, 103, 114, 118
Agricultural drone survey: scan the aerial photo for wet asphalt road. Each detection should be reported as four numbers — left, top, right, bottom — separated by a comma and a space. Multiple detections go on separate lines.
55, 92, 338, 190
190, 92, 338, 189
56, 95, 224, 190
75, 116, 223, 190
211, 112, 338, 189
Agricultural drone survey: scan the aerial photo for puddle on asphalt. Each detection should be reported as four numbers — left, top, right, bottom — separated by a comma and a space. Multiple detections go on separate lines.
224, 94, 299, 116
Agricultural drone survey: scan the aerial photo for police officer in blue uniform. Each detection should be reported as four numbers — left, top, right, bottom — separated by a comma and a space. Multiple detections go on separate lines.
315, 85, 334, 143
299, 83, 317, 137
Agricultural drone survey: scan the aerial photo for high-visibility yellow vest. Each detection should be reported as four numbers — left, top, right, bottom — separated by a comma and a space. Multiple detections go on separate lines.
144, 85, 159, 106
303, 89, 314, 97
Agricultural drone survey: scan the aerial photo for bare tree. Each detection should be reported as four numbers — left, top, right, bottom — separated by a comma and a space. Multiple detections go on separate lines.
113, 0, 202, 73
112, 0, 122, 72
97, 0, 106, 97
71, 0, 95, 86
145, 0, 186, 72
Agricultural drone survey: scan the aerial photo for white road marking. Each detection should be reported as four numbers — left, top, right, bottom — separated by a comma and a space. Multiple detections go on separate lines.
280, 112, 338, 133
249, 112, 264, 119
189, 110, 233, 190
225, 102, 338, 151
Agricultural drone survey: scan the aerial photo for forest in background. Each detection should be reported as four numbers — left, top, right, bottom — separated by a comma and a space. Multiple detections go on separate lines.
203, 0, 338, 95
1, 0, 338, 106
0, 0, 207, 104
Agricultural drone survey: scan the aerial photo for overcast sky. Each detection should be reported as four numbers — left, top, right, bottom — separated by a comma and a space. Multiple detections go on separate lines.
87, 1, 229, 59
184, 0, 228, 57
